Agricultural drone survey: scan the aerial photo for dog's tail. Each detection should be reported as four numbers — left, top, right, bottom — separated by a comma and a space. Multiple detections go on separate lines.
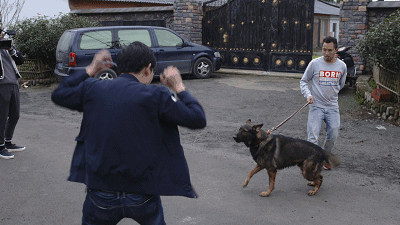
323, 151, 341, 168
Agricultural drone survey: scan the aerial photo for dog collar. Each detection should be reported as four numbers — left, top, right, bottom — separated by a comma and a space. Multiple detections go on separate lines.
255, 137, 269, 147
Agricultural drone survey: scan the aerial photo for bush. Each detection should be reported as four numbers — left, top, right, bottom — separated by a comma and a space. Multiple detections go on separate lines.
357, 10, 400, 71
9, 14, 100, 67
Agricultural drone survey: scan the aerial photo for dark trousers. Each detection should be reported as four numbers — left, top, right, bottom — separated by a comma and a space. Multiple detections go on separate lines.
82, 189, 166, 225
0, 84, 20, 144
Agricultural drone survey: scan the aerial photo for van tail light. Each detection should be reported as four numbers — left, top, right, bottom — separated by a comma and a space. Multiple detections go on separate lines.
69, 52, 77, 67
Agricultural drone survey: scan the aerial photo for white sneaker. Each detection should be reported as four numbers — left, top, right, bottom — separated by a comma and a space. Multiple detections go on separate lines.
5, 144, 26, 152
0, 149, 14, 159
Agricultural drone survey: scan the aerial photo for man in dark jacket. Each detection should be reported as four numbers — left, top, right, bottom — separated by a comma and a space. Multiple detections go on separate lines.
0, 37, 25, 159
51, 41, 206, 224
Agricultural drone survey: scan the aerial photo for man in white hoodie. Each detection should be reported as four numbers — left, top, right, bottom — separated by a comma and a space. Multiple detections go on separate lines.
0, 33, 25, 159
300, 36, 347, 170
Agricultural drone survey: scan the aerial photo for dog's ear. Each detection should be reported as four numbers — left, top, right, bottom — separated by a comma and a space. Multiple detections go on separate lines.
246, 119, 251, 124
253, 124, 263, 132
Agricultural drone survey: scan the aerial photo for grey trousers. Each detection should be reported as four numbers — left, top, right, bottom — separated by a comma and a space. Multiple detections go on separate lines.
0, 84, 20, 144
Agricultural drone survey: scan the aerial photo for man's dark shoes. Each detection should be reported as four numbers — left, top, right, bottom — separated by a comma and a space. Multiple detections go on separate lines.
0, 149, 14, 159
5, 143, 26, 152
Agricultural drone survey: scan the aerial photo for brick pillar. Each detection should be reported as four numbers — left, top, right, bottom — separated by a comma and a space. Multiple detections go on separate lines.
339, 0, 371, 75
173, 0, 203, 44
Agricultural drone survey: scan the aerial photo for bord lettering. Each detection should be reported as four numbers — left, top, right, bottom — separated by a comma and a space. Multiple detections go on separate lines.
319, 71, 341, 78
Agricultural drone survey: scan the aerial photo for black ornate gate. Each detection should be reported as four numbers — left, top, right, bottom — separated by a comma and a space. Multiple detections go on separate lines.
203, 0, 314, 73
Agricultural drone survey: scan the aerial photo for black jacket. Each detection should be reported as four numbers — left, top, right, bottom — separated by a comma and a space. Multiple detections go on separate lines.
51, 71, 206, 198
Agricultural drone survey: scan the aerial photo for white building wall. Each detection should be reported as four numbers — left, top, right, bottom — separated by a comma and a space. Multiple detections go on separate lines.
330, 15, 340, 40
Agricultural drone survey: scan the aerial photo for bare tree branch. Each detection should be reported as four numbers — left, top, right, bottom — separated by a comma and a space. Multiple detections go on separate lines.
0, 0, 26, 29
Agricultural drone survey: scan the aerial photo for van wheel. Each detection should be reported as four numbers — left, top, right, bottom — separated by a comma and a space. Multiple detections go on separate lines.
193, 57, 213, 79
96, 69, 117, 80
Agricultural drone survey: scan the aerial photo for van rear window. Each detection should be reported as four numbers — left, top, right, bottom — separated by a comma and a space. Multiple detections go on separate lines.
118, 29, 152, 47
57, 31, 75, 52
80, 31, 113, 50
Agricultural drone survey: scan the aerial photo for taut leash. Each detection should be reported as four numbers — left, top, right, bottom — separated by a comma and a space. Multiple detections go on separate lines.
267, 102, 310, 135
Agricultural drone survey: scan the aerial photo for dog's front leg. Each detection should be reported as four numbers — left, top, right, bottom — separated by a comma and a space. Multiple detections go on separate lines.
243, 165, 264, 187
308, 174, 323, 196
260, 170, 277, 197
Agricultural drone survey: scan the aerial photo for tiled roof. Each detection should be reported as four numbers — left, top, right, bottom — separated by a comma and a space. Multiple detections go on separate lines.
92, 0, 209, 3
368, 1, 400, 8
101, 0, 173, 3
314, 0, 340, 16
74, 0, 343, 16
71, 6, 174, 14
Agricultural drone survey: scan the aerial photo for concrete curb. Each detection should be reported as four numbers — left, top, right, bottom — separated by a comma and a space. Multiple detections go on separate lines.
214, 68, 303, 79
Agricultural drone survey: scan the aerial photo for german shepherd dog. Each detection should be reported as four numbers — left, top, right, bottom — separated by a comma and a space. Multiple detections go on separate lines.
233, 120, 340, 196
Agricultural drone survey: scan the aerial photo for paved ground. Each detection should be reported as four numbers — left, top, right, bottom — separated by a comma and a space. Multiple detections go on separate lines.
1, 71, 399, 225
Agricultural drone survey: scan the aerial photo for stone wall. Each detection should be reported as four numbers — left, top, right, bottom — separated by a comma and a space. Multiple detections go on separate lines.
76, 11, 175, 29
173, 0, 203, 44
339, 0, 370, 75
339, 0, 400, 75
75, 1, 203, 44
368, 7, 398, 28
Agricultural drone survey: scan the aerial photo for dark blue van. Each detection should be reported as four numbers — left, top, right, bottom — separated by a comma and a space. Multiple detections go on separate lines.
55, 26, 221, 79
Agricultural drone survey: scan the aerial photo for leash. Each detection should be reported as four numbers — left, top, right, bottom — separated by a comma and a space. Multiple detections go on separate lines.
267, 102, 310, 135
